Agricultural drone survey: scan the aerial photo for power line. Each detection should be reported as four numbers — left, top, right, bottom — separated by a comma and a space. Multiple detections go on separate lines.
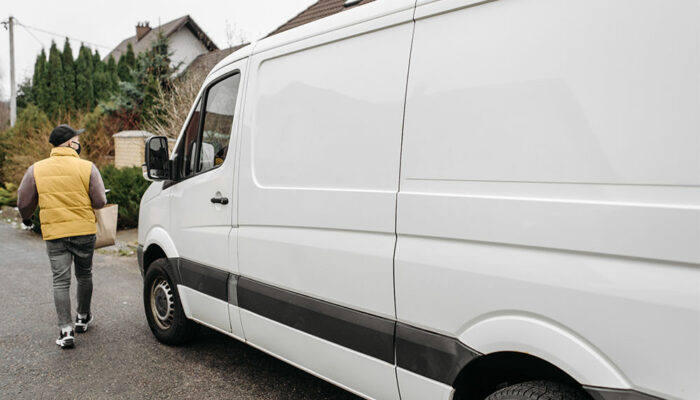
14, 19, 112, 51
19, 24, 45, 48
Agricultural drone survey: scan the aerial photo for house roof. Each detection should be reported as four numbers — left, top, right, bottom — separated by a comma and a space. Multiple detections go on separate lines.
106, 15, 218, 62
267, 0, 376, 37
185, 43, 249, 78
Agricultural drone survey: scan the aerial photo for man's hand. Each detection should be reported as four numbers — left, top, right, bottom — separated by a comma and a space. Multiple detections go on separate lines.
22, 219, 33, 227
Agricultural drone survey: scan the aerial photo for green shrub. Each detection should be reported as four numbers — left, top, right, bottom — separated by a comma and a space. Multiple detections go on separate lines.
31, 207, 41, 234
0, 182, 18, 206
100, 165, 149, 229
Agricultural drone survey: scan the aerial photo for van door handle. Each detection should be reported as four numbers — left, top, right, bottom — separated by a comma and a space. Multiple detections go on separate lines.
210, 196, 229, 205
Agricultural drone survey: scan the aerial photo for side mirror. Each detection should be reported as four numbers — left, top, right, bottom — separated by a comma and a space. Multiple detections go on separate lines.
145, 136, 171, 181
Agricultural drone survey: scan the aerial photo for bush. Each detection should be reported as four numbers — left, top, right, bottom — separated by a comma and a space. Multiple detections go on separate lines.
31, 207, 41, 234
100, 165, 149, 229
0, 182, 18, 206
0, 105, 53, 184
0, 104, 123, 184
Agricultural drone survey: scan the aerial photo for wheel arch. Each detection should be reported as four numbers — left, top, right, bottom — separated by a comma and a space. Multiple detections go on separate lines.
141, 226, 181, 284
452, 313, 631, 399
452, 351, 585, 400
142, 226, 178, 266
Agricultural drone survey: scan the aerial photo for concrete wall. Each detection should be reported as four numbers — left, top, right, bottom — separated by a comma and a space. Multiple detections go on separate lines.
114, 131, 176, 169
114, 134, 149, 168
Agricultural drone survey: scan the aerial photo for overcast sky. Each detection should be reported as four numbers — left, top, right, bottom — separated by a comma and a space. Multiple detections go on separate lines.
0, 0, 316, 100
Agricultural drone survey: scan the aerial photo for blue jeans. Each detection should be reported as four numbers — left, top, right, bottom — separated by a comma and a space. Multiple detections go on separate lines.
46, 234, 96, 329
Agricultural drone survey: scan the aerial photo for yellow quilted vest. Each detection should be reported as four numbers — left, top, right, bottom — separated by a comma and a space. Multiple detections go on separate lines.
33, 147, 96, 240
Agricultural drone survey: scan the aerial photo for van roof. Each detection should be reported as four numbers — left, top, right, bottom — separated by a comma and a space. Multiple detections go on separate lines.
210, 0, 414, 75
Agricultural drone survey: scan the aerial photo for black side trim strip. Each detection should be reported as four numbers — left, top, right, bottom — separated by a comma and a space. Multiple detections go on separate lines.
396, 322, 480, 386
178, 259, 229, 302
584, 387, 665, 400
166, 258, 183, 285
137, 245, 145, 276
237, 277, 396, 364
173, 260, 480, 383
227, 274, 238, 306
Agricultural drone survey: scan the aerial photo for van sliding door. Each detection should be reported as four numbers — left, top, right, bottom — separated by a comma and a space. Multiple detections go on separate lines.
235, 1, 416, 398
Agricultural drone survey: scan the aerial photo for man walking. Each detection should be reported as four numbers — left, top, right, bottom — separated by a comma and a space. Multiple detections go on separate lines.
17, 124, 107, 349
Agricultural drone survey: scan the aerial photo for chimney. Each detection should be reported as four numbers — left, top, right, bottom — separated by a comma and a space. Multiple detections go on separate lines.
136, 22, 151, 41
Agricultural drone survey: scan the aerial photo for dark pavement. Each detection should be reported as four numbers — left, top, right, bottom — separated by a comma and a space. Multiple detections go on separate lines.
0, 222, 360, 399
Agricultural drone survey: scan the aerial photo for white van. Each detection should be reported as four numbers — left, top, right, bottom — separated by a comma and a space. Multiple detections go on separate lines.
137, 0, 699, 399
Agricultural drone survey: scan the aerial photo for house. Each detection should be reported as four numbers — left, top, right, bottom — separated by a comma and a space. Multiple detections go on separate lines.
106, 15, 218, 73
267, 0, 375, 37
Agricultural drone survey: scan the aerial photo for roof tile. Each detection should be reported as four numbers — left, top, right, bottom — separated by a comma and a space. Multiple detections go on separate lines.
267, 0, 376, 37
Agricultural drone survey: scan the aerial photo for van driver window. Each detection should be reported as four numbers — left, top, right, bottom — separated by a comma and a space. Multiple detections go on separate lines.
197, 73, 241, 173
179, 99, 201, 179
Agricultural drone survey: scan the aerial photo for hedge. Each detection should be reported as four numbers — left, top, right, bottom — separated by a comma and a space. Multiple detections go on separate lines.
100, 165, 150, 229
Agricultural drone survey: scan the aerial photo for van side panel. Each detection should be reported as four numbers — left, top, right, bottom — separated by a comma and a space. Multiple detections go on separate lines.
238, 10, 413, 319
397, 0, 700, 399
237, 3, 416, 398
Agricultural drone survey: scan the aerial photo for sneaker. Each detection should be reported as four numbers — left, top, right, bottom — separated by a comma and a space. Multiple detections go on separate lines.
56, 329, 75, 349
75, 313, 93, 333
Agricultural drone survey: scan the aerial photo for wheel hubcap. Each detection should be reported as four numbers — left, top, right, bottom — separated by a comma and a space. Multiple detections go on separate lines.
150, 278, 175, 330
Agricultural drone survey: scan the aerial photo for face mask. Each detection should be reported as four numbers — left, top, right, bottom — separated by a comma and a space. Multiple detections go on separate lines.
71, 141, 81, 155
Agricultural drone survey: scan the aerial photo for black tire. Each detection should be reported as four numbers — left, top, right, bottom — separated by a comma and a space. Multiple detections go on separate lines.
143, 258, 199, 345
485, 381, 590, 400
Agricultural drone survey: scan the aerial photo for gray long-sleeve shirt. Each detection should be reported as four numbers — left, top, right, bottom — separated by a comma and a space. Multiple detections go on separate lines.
17, 164, 107, 220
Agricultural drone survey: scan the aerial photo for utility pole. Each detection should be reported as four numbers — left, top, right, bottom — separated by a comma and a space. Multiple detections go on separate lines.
8, 16, 16, 127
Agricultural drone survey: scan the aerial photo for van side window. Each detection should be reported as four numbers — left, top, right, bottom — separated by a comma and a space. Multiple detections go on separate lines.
179, 99, 201, 179
197, 73, 241, 173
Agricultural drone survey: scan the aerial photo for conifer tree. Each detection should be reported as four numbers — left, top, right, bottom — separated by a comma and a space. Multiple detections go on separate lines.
46, 41, 66, 116
75, 45, 94, 110
102, 32, 175, 125
32, 50, 49, 111
92, 50, 108, 101
125, 42, 136, 70
106, 55, 119, 92
61, 38, 76, 111
116, 55, 130, 82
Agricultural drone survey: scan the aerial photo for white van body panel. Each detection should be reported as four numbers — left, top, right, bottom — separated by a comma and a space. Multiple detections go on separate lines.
235, 4, 416, 397
237, 227, 397, 318
138, 182, 175, 256
240, 309, 400, 400
141, 226, 178, 259
459, 314, 630, 389
227, 304, 245, 341
396, 0, 700, 399
396, 368, 455, 400
177, 285, 232, 334
238, 5, 414, 317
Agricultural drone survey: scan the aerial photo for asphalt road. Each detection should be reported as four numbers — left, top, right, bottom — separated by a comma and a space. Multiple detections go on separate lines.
0, 222, 360, 399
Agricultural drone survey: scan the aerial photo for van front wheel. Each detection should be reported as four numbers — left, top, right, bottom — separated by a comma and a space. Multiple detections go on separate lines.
143, 259, 199, 345
485, 381, 589, 400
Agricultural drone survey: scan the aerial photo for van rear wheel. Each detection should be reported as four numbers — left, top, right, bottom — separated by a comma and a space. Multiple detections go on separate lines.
485, 381, 589, 400
143, 259, 199, 345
